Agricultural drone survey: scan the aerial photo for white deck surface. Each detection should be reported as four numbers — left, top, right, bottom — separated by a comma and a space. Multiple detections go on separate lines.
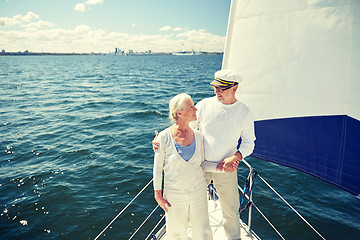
191, 199, 258, 240
157, 197, 260, 240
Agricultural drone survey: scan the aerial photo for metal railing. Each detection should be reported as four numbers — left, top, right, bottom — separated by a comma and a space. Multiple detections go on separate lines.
239, 159, 325, 240
94, 159, 326, 240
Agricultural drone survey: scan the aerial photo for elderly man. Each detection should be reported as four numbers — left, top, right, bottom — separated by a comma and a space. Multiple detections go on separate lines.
193, 69, 256, 240
153, 69, 256, 240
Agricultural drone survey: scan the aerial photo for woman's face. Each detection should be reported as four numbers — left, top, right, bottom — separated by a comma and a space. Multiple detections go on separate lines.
179, 98, 197, 122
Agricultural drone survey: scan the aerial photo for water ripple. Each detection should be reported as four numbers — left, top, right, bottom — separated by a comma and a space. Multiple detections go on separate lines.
0, 55, 359, 240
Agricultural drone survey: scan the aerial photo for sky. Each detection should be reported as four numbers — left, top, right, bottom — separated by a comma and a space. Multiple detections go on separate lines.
0, 0, 231, 53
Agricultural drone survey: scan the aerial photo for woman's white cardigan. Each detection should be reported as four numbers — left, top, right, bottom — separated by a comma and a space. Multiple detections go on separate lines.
153, 127, 217, 192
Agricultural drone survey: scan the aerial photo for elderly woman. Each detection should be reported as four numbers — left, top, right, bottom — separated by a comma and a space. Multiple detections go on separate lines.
153, 93, 213, 240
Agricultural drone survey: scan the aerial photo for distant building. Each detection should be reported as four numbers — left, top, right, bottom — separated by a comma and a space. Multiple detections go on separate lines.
115, 48, 125, 55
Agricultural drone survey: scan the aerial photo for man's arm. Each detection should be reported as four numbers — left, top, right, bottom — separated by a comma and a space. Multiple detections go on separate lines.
223, 111, 256, 172
238, 111, 256, 159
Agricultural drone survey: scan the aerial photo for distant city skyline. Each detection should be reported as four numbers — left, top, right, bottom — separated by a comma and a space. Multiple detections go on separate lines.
0, 0, 231, 53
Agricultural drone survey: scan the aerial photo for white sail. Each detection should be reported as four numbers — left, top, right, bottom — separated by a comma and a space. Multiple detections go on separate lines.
223, 0, 359, 121
223, 0, 360, 195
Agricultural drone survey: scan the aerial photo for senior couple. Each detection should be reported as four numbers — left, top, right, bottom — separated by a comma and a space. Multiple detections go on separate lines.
153, 70, 256, 240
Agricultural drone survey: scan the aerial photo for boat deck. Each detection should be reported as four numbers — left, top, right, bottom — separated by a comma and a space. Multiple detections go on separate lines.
155, 197, 260, 240
206, 199, 259, 240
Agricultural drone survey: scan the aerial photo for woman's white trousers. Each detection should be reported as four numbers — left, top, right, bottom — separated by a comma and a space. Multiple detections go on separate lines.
165, 181, 212, 240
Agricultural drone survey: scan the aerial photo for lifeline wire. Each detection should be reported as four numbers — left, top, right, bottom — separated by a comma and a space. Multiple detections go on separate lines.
94, 179, 153, 240
251, 201, 285, 240
237, 180, 286, 239
214, 173, 285, 239
257, 174, 326, 240
129, 205, 159, 240
145, 214, 165, 240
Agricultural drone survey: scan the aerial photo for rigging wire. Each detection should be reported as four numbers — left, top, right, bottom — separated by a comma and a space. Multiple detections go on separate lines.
237, 178, 285, 239
237, 178, 286, 239
239, 168, 257, 214
251, 201, 286, 240
257, 174, 326, 240
94, 179, 153, 240
214, 180, 286, 239
129, 205, 159, 240
93, 163, 326, 240
145, 214, 165, 240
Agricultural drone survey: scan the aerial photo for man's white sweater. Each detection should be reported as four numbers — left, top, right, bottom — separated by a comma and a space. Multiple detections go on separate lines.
193, 96, 256, 171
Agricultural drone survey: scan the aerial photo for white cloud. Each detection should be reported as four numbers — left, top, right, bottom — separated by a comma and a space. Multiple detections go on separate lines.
0, 13, 225, 53
23, 20, 55, 30
0, 12, 54, 31
74, 3, 86, 12
159, 25, 172, 31
174, 29, 225, 51
131, 24, 136, 27
74, 0, 104, 12
173, 27, 185, 32
0, 12, 39, 27
177, 29, 214, 41
74, 24, 92, 33
85, 0, 104, 4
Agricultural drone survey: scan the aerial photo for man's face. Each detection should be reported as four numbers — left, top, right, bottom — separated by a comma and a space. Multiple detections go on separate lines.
212, 85, 237, 104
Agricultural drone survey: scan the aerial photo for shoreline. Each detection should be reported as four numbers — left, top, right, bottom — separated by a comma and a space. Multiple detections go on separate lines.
0, 51, 223, 56
0, 52, 105, 56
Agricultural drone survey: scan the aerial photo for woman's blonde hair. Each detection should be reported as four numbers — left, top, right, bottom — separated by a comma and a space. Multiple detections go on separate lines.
168, 93, 191, 122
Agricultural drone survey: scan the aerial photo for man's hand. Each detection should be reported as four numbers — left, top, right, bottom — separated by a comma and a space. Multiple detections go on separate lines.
223, 160, 239, 172
222, 151, 243, 172
152, 130, 159, 152
216, 160, 238, 172
154, 190, 171, 212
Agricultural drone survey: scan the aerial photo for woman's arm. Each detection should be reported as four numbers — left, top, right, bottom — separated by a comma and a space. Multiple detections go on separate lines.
153, 132, 171, 212
154, 190, 171, 212
153, 132, 165, 190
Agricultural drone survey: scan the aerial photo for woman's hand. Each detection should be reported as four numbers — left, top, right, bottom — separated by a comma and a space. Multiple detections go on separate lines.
216, 161, 224, 171
154, 190, 171, 212
152, 130, 159, 152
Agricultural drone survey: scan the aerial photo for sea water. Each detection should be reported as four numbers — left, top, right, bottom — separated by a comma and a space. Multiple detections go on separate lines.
0, 55, 359, 240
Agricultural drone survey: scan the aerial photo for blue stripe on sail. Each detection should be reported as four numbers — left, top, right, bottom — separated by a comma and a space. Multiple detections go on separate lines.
251, 115, 360, 196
